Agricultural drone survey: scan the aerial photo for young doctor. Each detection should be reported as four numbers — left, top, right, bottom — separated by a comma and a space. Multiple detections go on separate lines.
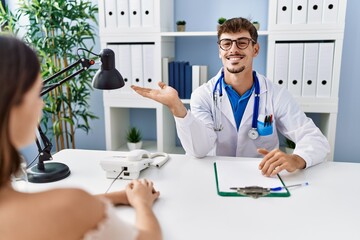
132, 17, 330, 177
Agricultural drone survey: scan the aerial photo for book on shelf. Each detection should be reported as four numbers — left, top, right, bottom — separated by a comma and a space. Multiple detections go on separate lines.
174, 61, 180, 96
179, 61, 190, 99
192, 65, 208, 91
168, 61, 175, 89
184, 64, 192, 99
164, 58, 208, 100
192, 65, 200, 94
162, 57, 174, 85
200, 65, 208, 85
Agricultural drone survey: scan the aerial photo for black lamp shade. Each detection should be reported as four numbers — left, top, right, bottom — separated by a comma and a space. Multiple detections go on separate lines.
92, 48, 125, 90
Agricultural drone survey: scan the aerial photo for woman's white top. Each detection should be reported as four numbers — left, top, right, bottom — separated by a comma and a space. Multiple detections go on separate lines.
83, 199, 138, 240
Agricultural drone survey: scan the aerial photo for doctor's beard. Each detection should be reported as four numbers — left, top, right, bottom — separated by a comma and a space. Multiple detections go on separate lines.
227, 65, 245, 74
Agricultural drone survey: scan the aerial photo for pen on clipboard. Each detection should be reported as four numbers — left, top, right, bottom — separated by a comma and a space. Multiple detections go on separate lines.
269, 182, 309, 191
230, 182, 309, 192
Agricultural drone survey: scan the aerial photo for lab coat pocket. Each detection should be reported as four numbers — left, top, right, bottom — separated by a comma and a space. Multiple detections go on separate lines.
257, 121, 273, 136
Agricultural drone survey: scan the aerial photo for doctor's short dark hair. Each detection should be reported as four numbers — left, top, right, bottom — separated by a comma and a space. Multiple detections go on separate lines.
217, 17, 258, 44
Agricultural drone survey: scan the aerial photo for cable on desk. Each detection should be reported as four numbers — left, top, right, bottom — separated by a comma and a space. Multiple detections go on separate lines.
25, 152, 41, 169
104, 168, 125, 194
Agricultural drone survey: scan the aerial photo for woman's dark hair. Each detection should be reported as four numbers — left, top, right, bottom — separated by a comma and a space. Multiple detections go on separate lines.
217, 17, 258, 44
0, 34, 40, 187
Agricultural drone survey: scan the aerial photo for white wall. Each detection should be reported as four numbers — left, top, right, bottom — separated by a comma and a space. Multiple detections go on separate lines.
333, 0, 360, 162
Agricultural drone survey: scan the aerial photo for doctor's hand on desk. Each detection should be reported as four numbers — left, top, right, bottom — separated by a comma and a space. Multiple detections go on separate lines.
257, 148, 306, 177
132, 83, 188, 118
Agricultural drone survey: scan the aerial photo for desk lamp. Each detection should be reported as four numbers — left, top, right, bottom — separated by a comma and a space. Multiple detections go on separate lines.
26, 48, 124, 183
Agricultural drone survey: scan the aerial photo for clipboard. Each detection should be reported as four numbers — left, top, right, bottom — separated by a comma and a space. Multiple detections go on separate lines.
214, 160, 290, 198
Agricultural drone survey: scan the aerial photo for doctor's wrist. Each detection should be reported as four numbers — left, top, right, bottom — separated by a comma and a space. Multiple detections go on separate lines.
292, 154, 306, 169
169, 102, 187, 118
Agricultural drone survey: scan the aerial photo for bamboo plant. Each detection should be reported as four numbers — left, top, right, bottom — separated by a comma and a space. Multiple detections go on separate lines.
0, 0, 98, 151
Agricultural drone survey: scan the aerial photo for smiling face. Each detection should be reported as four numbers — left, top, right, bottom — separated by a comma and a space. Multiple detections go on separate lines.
218, 31, 259, 76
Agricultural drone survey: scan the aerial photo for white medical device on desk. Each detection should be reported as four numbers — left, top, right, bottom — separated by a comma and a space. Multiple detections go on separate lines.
100, 149, 169, 180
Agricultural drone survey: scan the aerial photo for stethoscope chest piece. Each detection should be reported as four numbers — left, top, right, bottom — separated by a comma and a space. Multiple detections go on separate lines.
248, 128, 259, 140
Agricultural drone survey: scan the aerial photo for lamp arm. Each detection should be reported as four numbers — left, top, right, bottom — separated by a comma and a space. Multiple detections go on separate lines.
43, 58, 82, 85
41, 58, 95, 95
36, 57, 95, 169
41, 68, 86, 96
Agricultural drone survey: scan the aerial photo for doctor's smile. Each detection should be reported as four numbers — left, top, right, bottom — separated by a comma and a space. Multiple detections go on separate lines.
226, 54, 245, 61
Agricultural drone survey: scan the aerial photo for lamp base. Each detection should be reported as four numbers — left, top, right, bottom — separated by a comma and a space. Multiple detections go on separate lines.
27, 162, 70, 183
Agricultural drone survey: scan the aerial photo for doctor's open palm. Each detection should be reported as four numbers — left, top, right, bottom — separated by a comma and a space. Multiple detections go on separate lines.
132, 82, 188, 117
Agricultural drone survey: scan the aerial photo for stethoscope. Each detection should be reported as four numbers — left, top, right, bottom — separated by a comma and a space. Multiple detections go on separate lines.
212, 70, 260, 140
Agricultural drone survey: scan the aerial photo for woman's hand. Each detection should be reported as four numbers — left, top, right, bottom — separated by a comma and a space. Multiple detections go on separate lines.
126, 179, 160, 209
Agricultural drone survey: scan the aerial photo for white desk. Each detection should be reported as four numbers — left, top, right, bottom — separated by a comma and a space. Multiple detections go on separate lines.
17, 149, 360, 240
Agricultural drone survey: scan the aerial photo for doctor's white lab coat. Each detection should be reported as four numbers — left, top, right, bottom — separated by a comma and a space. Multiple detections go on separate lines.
174, 70, 330, 168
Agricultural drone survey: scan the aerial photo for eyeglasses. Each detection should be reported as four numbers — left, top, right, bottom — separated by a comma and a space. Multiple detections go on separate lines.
217, 37, 256, 51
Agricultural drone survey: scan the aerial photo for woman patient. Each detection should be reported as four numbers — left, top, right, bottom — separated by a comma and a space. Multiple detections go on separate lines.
0, 34, 162, 240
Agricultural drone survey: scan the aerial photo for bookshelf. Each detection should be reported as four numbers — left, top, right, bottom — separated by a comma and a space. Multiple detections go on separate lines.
266, 0, 347, 160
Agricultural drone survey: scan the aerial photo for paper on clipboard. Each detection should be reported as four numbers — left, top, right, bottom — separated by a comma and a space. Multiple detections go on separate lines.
214, 160, 290, 197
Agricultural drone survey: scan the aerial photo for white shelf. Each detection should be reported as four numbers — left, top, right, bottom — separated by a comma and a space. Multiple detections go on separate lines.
115, 141, 185, 155
116, 140, 158, 152
181, 99, 190, 104
297, 97, 338, 113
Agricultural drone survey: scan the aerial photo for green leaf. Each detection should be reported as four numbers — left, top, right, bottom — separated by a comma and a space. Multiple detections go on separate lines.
0, 0, 99, 148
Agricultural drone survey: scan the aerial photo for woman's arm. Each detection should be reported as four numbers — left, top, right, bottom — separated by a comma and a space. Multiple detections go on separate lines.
126, 179, 162, 240
96, 179, 162, 240
96, 190, 129, 205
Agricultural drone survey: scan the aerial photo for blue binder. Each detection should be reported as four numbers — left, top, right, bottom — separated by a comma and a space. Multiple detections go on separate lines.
184, 63, 192, 99
179, 61, 188, 99
168, 61, 175, 88
174, 61, 180, 96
